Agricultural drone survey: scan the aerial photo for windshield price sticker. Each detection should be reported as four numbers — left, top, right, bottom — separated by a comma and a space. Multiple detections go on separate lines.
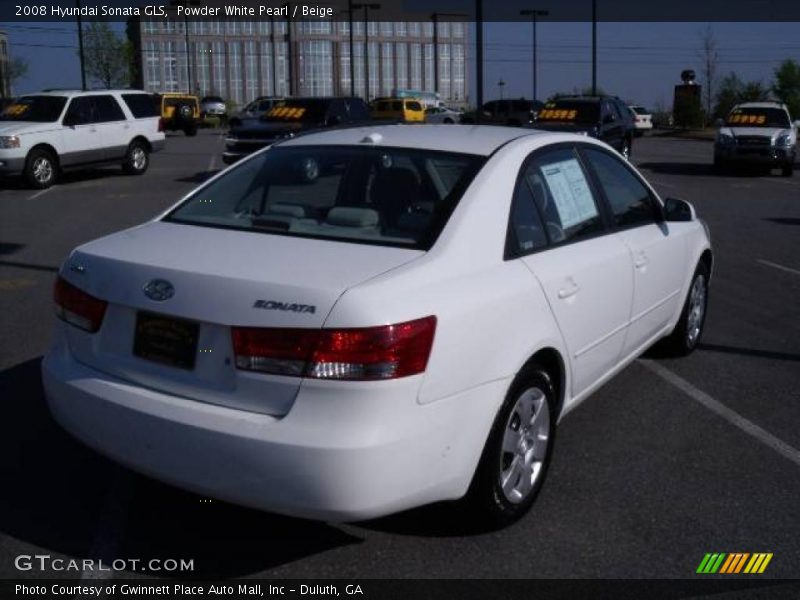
3, 104, 28, 116
728, 114, 767, 125
267, 106, 307, 119
539, 109, 578, 121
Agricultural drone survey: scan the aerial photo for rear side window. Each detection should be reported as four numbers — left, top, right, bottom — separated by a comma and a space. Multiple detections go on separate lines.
92, 95, 125, 122
583, 148, 657, 228
166, 146, 485, 250
122, 93, 159, 118
524, 148, 605, 244
507, 173, 548, 258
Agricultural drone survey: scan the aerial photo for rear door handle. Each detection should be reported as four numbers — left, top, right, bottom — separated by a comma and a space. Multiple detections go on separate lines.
634, 252, 649, 269
558, 279, 580, 299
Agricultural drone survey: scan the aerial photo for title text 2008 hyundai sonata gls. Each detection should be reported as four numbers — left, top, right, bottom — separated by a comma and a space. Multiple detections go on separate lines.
43, 125, 712, 525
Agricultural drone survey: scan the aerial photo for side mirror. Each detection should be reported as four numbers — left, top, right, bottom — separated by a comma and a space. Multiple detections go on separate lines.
482, 110, 491, 117
63, 114, 79, 127
663, 197, 695, 222
714, 118, 724, 129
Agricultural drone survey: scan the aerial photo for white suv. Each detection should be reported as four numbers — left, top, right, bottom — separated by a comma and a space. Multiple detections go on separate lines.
714, 101, 799, 177
0, 90, 165, 188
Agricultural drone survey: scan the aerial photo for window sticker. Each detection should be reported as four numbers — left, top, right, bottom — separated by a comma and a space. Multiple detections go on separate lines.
538, 108, 578, 121
540, 159, 598, 230
728, 113, 766, 125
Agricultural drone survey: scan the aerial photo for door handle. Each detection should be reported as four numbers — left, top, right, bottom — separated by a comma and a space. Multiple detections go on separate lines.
557, 279, 580, 299
634, 252, 649, 269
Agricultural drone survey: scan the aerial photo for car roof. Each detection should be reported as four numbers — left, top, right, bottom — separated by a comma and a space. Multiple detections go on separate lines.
280, 124, 553, 156
734, 102, 785, 109
27, 89, 150, 98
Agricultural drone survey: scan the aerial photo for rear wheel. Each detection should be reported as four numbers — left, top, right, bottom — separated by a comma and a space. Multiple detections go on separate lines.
122, 140, 149, 175
659, 261, 709, 356
466, 364, 556, 528
24, 148, 58, 189
184, 123, 198, 136
782, 163, 794, 177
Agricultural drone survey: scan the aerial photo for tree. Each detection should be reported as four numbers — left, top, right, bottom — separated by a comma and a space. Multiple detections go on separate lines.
1, 57, 28, 98
83, 22, 131, 89
698, 25, 718, 121
713, 72, 743, 119
773, 59, 800, 119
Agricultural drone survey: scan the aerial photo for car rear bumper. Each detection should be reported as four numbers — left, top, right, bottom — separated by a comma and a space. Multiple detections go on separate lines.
42, 341, 503, 521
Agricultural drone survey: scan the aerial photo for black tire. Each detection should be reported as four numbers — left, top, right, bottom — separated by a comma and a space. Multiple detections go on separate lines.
177, 103, 193, 120
24, 148, 58, 189
184, 123, 198, 137
659, 261, 710, 356
781, 163, 794, 177
443, 118, 454, 124
122, 140, 149, 175
466, 363, 557, 528
713, 157, 726, 174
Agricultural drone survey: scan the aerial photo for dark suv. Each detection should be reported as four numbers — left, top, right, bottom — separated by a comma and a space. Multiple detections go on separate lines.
223, 97, 371, 164
532, 96, 636, 159
460, 99, 543, 126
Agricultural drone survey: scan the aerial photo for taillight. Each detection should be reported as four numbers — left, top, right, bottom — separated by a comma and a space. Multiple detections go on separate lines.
53, 276, 107, 333
232, 316, 436, 381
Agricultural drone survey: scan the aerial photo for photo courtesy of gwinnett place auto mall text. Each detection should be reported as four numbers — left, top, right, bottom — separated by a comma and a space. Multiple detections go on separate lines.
0, 0, 798, 597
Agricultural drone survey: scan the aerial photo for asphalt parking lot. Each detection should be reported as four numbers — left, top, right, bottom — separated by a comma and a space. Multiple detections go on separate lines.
0, 129, 798, 581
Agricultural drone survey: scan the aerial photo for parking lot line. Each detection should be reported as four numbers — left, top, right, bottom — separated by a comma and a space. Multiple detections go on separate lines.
28, 187, 54, 200
757, 259, 800, 277
639, 359, 800, 468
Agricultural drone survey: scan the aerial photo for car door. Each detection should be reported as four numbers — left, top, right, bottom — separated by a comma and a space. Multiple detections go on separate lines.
581, 146, 687, 357
91, 95, 130, 161
600, 99, 623, 151
60, 96, 102, 166
515, 146, 634, 397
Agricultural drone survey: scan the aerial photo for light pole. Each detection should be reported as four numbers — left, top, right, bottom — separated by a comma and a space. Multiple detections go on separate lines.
592, 0, 597, 96
353, 3, 380, 101
498, 78, 505, 100
170, 0, 200, 93
430, 12, 467, 95
520, 8, 548, 102
76, 0, 86, 90
476, 0, 483, 123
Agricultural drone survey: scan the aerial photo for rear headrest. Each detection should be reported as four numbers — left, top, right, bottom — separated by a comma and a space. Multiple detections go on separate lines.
370, 167, 420, 203
267, 203, 306, 218
326, 207, 380, 228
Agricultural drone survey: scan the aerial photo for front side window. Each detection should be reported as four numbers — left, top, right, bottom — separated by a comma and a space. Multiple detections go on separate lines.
64, 97, 94, 125
524, 148, 605, 244
165, 146, 485, 250
583, 148, 657, 228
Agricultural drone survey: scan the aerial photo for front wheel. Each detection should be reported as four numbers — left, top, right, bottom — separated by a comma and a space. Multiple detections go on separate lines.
122, 140, 149, 175
24, 148, 58, 189
466, 364, 556, 528
659, 261, 710, 356
781, 163, 794, 177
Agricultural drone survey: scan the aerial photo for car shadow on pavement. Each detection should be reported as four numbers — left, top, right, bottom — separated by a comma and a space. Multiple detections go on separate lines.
696, 342, 800, 363
637, 161, 771, 177
764, 217, 800, 226
355, 500, 500, 538
0, 358, 361, 579
174, 169, 220, 184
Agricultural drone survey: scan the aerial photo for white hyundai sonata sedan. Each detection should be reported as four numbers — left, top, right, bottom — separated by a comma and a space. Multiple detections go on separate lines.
43, 125, 712, 525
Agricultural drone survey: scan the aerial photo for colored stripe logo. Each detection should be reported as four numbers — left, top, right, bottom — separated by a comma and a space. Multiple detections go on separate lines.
697, 553, 773, 574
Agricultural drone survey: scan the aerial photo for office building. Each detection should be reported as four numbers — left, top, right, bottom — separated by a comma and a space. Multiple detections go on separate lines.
128, 18, 468, 107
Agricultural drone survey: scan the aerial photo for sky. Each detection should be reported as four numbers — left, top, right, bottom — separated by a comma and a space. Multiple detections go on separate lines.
4, 20, 800, 110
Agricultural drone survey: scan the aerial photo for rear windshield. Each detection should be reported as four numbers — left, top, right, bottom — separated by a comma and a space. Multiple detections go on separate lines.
165, 146, 485, 250
263, 99, 328, 122
0, 95, 67, 122
537, 100, 600, 124
725, 107, 790, 128
631, 106, 648, 115
202, 96, 224, 103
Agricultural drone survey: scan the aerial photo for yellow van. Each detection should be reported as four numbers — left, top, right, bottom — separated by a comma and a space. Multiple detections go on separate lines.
370, 98, 425, 123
